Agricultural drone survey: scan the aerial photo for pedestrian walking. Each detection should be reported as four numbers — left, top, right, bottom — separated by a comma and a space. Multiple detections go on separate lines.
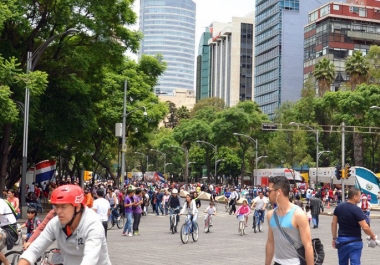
332, 187, 379, 264
309, 193, 324, 228
265, 176, 313, 265
132, 188, 143, 235
92, 189, 110, 238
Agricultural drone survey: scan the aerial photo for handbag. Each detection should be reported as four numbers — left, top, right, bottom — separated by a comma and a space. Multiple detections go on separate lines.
273, 210, 325, 265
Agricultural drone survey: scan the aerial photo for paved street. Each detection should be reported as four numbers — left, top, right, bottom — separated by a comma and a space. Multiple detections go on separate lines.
104, 202, 380, 265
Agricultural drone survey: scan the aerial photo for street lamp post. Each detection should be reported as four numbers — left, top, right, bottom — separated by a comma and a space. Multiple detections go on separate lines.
196, 140, 217, 183
21, 28, 79, 218
150, 149, 167, 174
290, 122, 319, 187
120, 79, 147, 187
317, 150, 331, 187
233, 133, 258, 186
171, 146, 189, 183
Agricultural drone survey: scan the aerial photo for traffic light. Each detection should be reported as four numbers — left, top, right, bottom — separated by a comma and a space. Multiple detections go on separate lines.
346, 164, 352, 179
262, 123, 278, 131
84, 170, 93, 181
335, 165, 342, 180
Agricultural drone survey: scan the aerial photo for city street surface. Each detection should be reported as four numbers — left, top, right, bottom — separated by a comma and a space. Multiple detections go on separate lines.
105, 202, 380, 265
12, 203, 380, 264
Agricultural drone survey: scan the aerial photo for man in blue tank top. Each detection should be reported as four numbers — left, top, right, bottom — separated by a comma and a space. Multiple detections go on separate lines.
332, 187, 378, 265
265, 176, 313, 265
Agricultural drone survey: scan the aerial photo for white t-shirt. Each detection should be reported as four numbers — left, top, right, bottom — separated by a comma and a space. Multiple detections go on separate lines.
0, 199, 16, 225
253, 196, 268, 210
205, 206, 216, 215
93, 198, 111, 222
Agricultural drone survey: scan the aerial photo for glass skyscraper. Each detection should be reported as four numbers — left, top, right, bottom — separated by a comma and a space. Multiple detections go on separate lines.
139, 0, 196, 95
254, 0, 330, 118
196, 27, 212, 101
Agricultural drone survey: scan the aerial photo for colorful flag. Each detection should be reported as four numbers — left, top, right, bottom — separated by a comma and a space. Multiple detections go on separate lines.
153, 171, 167, 184
35, 160, 56, 184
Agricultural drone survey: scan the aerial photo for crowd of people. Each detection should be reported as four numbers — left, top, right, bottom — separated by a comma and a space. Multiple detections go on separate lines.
0, 177, 376, 265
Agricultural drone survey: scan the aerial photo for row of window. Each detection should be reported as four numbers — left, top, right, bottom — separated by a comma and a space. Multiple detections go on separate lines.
256, 13, 280, 36
142, 0, 195, 10
143, 33, 195, 43
256, 5, 280, 26
279, 0, 299, 11
255, 35, 281, 55
143, 40, 194, 50
256, 25, 281, 45
255, 90, 279, 106
255, 57, 280, 75
255, 69, 279, 86
141, 19, 194, 29
142, 26, 195, 35
144, 7, 195, 17
142, 14, 195, 24
142, 45, 194, 55
255, 80, 279, 96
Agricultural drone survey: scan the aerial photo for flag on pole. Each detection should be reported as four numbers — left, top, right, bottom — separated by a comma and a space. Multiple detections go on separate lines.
35, 160, 56, 184
154, 171, 167, 184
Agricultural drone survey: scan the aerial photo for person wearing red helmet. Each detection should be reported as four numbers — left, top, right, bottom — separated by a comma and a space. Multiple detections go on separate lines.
18, 185, 111, 265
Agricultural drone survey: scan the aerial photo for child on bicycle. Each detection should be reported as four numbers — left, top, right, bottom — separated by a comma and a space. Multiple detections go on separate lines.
235, 199, 251, 227
204, 201, 217, 226
21, 207, 41, 243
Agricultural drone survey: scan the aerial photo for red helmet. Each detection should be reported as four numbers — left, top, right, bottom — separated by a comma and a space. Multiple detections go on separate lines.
50, 185, 85, 207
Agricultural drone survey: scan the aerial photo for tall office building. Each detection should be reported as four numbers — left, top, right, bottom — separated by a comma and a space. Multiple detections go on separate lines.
139, 0, 196, 95
208, 12, 255, 107
254, 0, 330, 117
304, 0, 380, 92
196, 27, 212, 101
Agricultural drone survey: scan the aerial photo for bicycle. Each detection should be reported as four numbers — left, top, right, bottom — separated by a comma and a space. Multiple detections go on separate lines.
107, 207, 124, 230
225, 199, 230, 213
252, 209, 264, 233
169, 207, 181, 234
237, 214, 246, 236
204, 213, 214, 233
0, 250, 37, 265
180, 214, 199, 244
38, 248, 62, 265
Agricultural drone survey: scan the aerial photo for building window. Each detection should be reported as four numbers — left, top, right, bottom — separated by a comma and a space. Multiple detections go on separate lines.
309, 11, 318, 23
333, 4, 340, 10
359, 8, 367, 17
320, 5, 330, 17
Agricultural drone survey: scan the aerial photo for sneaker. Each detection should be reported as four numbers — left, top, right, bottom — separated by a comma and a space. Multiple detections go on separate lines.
133, 231, 138, 235
127, 233, 133, 237
122, 233, 127, 236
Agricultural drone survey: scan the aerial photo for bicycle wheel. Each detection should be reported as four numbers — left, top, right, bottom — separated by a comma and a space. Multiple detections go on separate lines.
192, 223, 199, 242
204, 218, 209, 233
107, 216, 113, 230
253, 216, 257, 233
1, 251, 22, 265
240, 222, 244, 236
258, 219, 263, 232
117, 214, 125, 229
180, 223, 189, 244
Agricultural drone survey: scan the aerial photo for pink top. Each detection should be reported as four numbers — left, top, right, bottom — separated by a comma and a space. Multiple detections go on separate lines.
236, 205, 251, 215
7, 197, 20, 213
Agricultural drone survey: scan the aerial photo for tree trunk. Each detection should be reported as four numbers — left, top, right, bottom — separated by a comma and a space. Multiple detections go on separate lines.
0, 123, 12, 192
353, 132, 364, 166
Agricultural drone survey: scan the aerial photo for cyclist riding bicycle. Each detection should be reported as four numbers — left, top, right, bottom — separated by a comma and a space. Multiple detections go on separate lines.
180, 194, 198, 230
235, 199, 251, 227
251, 191, 268, 227
0, 196, 18, 265
168, 189, 181, 227
18, 184, 111, 265
20, 208, 41, 243
204, 201, 217, 226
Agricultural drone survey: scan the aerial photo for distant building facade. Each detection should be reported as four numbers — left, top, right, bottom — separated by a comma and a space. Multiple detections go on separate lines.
254, 0, 330, 118
196, 27, 212, 101
139, 0, 196, 95
304, 0, 380, 92
208, 12, 255, 107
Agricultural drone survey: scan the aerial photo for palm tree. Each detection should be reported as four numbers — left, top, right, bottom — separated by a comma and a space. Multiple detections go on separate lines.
345, 50, 370, 91
313, 58, 336, 96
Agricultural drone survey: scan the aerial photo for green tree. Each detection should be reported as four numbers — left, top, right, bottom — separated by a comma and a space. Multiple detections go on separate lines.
313, 58, 335, 96
367, 45, 380, 84
191, 97, 225, 117
345, 51, 370, 91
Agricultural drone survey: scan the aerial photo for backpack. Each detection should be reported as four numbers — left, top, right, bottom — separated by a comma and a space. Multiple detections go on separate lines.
4, 200, 18, 219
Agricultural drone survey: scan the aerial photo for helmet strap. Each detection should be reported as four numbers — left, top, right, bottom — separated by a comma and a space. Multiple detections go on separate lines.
66, 205, 84, 228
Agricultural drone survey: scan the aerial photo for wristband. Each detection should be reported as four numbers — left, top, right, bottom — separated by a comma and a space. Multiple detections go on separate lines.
333, 238, 337, 240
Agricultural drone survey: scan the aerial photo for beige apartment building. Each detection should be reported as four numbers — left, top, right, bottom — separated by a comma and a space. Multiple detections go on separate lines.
208, 12, 255, 107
